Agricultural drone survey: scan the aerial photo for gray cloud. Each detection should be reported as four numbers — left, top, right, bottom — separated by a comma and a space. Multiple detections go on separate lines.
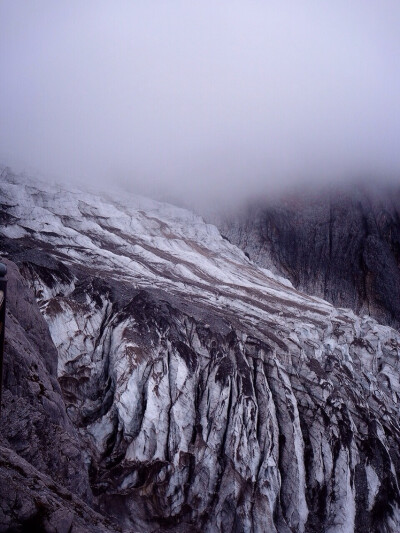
1, 1, 400, 205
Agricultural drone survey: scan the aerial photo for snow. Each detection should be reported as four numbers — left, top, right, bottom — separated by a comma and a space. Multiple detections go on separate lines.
1, 174, 338, 324
366, 464, 381, 511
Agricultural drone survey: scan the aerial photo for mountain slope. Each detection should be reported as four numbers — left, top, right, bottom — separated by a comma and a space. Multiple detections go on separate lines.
0, 258, 118, 532
215, 185, 400, 330
1, 168, 400, 532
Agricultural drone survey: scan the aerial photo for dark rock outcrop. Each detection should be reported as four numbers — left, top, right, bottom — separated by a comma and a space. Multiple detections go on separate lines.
0, 259, 90, 497
216, 185, 400, 330
0, 446, 119, 533
0, 259, 117, 532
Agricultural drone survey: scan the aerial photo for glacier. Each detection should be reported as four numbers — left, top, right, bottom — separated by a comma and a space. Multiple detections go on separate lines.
0, 168, 400, 532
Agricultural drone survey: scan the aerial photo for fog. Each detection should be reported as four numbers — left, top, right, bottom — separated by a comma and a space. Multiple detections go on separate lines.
1, 1, 400, 206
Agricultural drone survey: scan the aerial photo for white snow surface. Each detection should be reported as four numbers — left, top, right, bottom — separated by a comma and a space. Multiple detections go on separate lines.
0, 172, 333, 322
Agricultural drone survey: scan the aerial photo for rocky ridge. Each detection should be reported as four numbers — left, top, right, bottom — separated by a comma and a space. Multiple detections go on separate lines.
1, 168, 400, 532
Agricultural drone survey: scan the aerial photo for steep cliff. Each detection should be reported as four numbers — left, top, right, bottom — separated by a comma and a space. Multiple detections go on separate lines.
215, 185, 400, 331
1, 169, 400, 532
0, 258, 118, 532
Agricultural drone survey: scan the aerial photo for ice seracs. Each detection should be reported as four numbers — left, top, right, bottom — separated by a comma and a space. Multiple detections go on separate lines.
1, 168, 400, 532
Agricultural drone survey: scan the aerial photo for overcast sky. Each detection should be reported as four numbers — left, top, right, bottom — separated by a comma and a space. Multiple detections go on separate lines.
1, 1, 400, 204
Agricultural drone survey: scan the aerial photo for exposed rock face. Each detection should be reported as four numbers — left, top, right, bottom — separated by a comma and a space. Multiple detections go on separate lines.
0, 258, 117, 531
0, 259, 89, 498
1, 168, 400, 532
0, 446, 119, 533
215, 186, 400, 331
